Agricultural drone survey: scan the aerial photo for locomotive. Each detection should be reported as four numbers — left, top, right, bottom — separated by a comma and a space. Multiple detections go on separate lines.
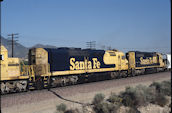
0, 45, 170, 94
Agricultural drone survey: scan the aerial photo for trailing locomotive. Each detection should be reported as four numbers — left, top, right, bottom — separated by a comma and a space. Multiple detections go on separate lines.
0, 45, 170, 94
126, 51, 165, 76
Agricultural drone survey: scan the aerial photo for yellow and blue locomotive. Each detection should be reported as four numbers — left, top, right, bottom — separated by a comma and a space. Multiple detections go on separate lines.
28, 47, 128, 88
126, 51, 165, 76
0, 45, 168, 94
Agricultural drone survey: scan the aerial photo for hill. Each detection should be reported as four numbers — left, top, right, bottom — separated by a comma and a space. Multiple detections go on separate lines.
1, 37, 29, 58
1, 37, 57, 58
31, 44, 57, 48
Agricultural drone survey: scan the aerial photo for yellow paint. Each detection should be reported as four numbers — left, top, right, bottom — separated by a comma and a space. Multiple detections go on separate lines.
29, 48, 49, 76
127, 52, 135, 69
103, 50, 128, 71
0, 45, 29, 81
8, 58, 20, 78
50, 67, 116, 76
157, 53, 165, 67
0, 45, 8, 80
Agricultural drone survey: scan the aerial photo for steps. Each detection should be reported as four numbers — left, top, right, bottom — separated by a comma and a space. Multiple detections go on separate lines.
28, 80, 35, 90
28, 76, 49, 90
43, 77, 49, 88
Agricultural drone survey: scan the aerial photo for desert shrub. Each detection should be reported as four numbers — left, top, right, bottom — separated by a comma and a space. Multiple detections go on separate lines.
56, 103, 67, 113
107, 93, 122, 111
82, 105, 94, 113
134, 85, 149, 106
127, 107, 141, 113
148, 81, 170, 107
120, 87, 135, 107
64, 109, 80, 113
144, 86, 157, 103
150, 81, 171, 96
56, 104, 80, 113
120, 85, 149, 108
152, 93, 168, 107
92, 93, 105, 105
160, 81, 171, 96
150, 82, 161, 92
93, 102, 117, 113
107, 93, 122, 105
92, 93, 120, 113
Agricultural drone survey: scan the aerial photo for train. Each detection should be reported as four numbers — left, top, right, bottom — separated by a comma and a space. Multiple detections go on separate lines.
0, 45, 171, 94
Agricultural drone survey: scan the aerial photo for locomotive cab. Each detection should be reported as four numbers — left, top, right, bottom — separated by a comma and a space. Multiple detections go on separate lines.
29, 48, 49, 76
104, 50, 128, 71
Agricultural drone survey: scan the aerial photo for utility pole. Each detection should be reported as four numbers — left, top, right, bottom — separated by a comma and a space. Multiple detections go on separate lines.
86, 41, 96, 49
107, 46, 112, 50
8, 33, 19, 57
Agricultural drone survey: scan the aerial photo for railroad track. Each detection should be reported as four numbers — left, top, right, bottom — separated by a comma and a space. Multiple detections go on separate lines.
1, 71, 171, 109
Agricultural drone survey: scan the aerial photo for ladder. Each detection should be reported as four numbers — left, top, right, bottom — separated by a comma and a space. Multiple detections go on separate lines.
20, 61, 36, 90
43, 64, 51, 88
28, 65, 36, 90
43, 76, 48, 88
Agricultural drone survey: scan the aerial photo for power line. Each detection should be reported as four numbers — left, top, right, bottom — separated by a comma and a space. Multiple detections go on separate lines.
86, 41, 96, 49
8, 33, 19, 57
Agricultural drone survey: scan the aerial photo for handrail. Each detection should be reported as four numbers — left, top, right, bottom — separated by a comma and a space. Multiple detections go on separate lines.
20, 60, 35, 81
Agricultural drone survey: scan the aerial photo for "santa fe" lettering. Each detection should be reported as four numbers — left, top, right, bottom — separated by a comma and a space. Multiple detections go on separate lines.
70, 58, 101, 70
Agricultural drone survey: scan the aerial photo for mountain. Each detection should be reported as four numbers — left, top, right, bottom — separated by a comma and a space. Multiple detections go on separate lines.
31, 44, 57, 48
1, 37, 58, 58
1, 37, 29, 58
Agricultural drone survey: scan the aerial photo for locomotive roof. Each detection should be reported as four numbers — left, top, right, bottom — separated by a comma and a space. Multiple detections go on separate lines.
128, 51, 157, 54
44, 47, 105, 52
44, 48, 105, 56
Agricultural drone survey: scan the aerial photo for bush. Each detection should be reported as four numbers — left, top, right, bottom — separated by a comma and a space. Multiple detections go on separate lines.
107, 93, 122, 105
152, 93, 168, 107
119, 81, 170, 108
160, 81, 171, 96
150, 81, 171, 96
144, 87, 156, 103
56, 104, 80, 113
56, 81, 170, 113
93, 102, 117, 113
120, 85, 149, 108
148, 81, 171, 107
92, 93, 105, 105
127, 107, 141, 113
92, 93, 121, 113
64, 109, 80, 113
120, 87, 135, 107
56, 103, 67, 113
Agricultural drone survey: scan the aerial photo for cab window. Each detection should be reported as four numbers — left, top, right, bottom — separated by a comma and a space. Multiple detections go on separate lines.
122, 56, 126, 59
109, 52, 116, 56
0, 55, 4, 60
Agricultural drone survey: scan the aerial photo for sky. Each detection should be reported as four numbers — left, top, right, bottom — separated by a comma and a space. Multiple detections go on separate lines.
1, 0, 171, 53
